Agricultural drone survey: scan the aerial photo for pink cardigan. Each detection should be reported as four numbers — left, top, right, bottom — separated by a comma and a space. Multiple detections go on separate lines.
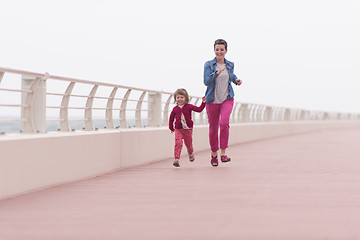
169, 102, 206, 131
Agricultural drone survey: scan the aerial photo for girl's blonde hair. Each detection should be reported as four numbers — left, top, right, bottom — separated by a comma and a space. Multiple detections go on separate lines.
173, 88, 189, 104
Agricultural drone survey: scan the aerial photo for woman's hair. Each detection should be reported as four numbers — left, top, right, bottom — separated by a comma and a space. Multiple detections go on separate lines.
173, 88, 190, 104
214, 39, 228, 50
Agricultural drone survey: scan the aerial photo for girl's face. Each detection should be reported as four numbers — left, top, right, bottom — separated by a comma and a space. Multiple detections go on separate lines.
175, 94, 186, 105
214, 44, 227, 59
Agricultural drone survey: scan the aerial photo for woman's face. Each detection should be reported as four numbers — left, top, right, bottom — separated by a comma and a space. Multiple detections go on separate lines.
214, 44, 227, 59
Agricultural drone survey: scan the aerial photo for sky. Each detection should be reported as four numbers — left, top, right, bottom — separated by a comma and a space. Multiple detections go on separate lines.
1, 0, 360, 114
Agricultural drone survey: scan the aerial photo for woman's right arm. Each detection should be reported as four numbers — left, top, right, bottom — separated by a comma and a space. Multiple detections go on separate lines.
203, 62, 218, 86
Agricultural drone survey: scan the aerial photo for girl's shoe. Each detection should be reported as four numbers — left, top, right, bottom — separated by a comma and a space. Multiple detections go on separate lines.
173, 160, 180, 167
189, 154, 195, 162
211, 155, 218, 167
221, 155, 231, 163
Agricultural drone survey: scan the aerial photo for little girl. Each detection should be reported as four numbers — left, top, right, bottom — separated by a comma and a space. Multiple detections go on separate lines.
169, 88, 206, 167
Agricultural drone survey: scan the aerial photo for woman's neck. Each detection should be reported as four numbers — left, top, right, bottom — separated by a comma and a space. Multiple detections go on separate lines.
216, 57, 225, 64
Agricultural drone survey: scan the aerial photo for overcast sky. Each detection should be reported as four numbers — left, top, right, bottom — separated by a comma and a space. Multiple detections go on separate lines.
1, 0, 359, 114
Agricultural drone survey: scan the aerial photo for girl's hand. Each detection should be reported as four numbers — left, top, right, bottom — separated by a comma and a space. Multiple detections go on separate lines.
202, 97, 206, 103
236, 79, 242, 85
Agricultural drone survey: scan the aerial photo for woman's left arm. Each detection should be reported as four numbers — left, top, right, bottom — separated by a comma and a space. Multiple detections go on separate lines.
229, 64, 242, 86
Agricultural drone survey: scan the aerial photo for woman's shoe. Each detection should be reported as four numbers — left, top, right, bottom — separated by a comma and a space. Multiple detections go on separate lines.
221, 155, 231, 163
211, 155, 218, 167
189, 154, 195, 162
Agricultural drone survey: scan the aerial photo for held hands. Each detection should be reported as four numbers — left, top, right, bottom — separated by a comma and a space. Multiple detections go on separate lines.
235, 79, 242, 85
202, 97, 207, 103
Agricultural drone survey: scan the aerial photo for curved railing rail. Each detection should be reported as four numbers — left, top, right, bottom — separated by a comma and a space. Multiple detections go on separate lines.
0, 66, 359, 134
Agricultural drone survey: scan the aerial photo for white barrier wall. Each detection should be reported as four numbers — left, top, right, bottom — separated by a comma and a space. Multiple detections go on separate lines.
1, 121, 360, 199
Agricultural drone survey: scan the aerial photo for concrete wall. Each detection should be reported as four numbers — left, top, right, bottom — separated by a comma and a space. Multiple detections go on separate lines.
1, 121, 360, 199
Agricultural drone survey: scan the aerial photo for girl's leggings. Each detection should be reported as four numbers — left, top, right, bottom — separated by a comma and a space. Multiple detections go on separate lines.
174, 128, 193, 160
206, 98, 234, 153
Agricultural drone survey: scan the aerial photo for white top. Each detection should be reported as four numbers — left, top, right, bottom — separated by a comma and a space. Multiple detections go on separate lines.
213, 63, 229, 104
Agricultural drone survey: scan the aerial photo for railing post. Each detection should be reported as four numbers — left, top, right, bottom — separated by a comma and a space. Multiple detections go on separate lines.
148, 92, 162, 127
252, 104, 259, 122
84, 85, 98, 131
21, 74, 47, 133
192, 98, 200, 125
264, 106, 272, 122
239, 103, 250, 122
163, 94, 173, 126
135, 91, 146, 127
257, 105, 264, 122
337, 113, 341, 120
120, 89, 132, 128
299, 110, 305, 120
0, 72, 4, 84
231, 103, 239, 123
60, 82, 75, 132
322, 112, 329, 120
105, 87, 118, 129
284, 108, 291, 121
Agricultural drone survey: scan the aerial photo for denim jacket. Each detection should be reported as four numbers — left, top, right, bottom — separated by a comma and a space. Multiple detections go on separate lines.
203, 57, 239, 104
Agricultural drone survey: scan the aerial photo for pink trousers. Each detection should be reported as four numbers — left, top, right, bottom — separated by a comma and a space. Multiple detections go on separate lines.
206, 98, 234, 153
174, 129, 194, 160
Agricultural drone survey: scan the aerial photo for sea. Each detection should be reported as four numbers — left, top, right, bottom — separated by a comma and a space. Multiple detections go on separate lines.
0, 118, 139, 134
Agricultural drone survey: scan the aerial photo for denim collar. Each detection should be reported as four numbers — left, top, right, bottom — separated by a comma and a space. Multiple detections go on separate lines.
210, 57, 231, 66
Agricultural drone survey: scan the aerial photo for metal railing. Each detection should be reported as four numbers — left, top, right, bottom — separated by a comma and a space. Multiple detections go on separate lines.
0, 66, 359, 134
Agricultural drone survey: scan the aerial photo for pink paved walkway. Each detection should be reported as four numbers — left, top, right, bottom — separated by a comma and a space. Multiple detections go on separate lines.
1, 127, 360, 240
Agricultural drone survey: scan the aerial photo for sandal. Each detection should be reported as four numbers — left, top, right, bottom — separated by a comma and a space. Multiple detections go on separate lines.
211, 155, 218, 167
221, 155, 231, 163
189, 154, 195, 162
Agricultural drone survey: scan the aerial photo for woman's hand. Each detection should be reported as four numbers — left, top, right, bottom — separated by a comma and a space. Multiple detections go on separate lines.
236, 79, 242, 85
216, 65, 226, 74
202, 97, 207, 103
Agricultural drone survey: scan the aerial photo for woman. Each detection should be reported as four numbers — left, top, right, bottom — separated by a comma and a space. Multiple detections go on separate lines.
204, 39, 242, 167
